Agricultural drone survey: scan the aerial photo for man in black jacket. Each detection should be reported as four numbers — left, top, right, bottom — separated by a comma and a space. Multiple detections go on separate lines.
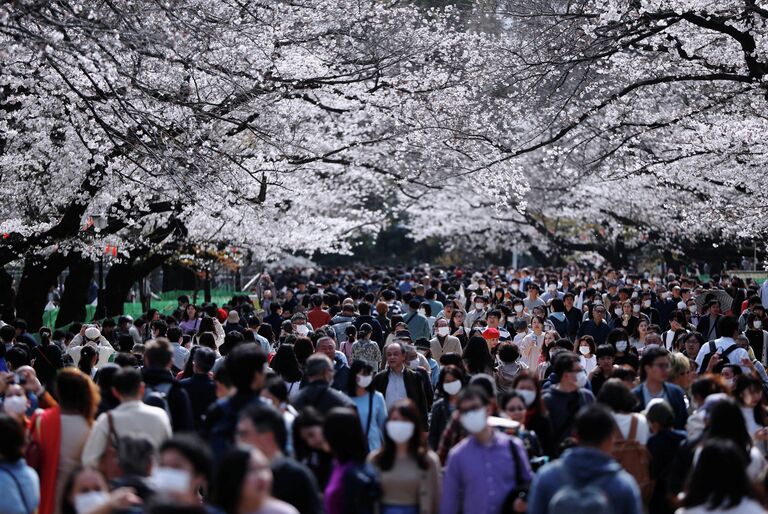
293, 354, 356, 415
180, 346, 217, 431
372, 341, 428, 427
142, 339, 195, 433
697, 300, 723, 341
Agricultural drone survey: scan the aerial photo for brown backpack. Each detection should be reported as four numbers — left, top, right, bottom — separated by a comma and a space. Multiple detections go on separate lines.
611, 414, 654, 503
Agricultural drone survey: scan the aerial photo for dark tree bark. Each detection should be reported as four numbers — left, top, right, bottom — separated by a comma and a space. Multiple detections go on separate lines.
104, 252, 174, 317
0, 268, 16, 323
15, 253, 68, 331
56, 253, 94, 327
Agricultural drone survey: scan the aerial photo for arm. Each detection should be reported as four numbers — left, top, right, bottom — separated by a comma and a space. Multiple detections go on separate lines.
526, 469, 550, 514
81, 416, 109, 467
438, 452, 461, 514
427, 452, 442, 514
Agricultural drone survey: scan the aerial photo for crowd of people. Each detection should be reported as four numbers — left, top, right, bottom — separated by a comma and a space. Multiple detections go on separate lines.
1, 264, 768, 514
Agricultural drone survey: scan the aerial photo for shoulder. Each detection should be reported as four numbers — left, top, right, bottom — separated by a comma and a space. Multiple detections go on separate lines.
262, 498, 300, 514
664, 382, 686, 398
425, 449, 440, 468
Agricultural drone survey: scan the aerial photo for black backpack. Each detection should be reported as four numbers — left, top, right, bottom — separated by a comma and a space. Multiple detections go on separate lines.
699, 341, 739, 373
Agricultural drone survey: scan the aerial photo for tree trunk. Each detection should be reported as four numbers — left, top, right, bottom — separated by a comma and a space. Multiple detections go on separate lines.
0, 268, 16, 322
56, 254, 94, 327
15, 253, 68, 331
204, 267, 211, 303
104, 262, 136, 317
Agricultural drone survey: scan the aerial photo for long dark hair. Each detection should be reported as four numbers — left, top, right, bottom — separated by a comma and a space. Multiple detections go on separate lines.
270, 344, 303, 383
436, 365, 465, 399
346, 360, 374, 397
373, 399, 428, 471
733, 375, 768, 426
683, 438, 756, 510
704, 397, 752, 460
511, 371, 548, 418
323, 407, 367, 464
463, 336, 494, 375
211, 446, 250, 514
78, 345, 98, 376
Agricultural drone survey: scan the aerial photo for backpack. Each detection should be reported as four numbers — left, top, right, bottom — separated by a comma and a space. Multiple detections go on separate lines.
699, 341, 739, 373
548, 463, 613, 514
611, 414, 654, 502
341, 462, 381, 514
143, 381, 173, 421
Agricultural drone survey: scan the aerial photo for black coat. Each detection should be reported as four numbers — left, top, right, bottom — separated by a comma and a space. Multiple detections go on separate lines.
372, 367, 428, 427
180, 373, 217, 431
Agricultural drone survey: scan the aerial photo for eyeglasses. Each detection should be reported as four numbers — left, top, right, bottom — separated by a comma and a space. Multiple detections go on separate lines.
653, 362, 670, 370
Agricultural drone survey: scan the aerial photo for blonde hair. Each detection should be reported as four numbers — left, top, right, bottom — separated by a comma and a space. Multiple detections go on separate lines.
668, 352, 691, 381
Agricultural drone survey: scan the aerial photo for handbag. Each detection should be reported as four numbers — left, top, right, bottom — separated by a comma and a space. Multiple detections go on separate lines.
98, 412, 122, 480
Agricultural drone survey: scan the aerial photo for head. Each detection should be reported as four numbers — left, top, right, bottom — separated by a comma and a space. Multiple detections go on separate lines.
118, 433, 155, 477
595, 344, 615, 373
159, 435, 213, 499
456, 386, 492, 435
596, 378, 637, 414
574, 404, 616, 453
385, 342, 407, 372
111, 367, 144, 402
225, 344, 268, 393
640, 346, 670, 383
236, 403, 287, 460
347, 360, 375, 396
499, 391, 528, 423
376, 400, 428, 470
323, 407, 367, 463
55, 368, 101, 423
213, 446, 272, 514
552, 352, 584, 392
314, 337, 336, 361
305, 353, 334, 384
683, 438, 754, 511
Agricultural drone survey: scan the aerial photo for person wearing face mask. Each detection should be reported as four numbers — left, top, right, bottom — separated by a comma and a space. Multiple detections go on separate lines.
577, 336, 597, 375
1, 381, 30, 424
464, 296, 488, 330
510, 374, 556, 459
632, 347, 688, 430
639, 292, 660, 326
541, 352, 595, 451
368, 400, 441, 514
440, 387, 532, 514
430, 319, 463, 361
0, 412, 40, 514
157, 435, 217, 511
428, 366, 465, 451
744, 313, 768, 365
738, 297, 763, 333
62, 466, 140, 514
499, 391, 544, 462
235, 404, 322, 514
345, 361, 388, 452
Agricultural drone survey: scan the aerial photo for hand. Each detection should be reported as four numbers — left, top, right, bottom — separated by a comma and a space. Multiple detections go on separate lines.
706, 353, 721, 373
108, 488, 142, 510
16, 366, 43, 395
755, 427, 768, 442
0, 372, 12, 395
512, 498, 528, 513
741, 357, 755, 370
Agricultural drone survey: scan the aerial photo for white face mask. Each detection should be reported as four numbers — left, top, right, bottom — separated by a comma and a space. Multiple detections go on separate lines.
516, 389, 536, 407
409, 358, 420, 369
386, 420, 415, 443
514, 305, 523, 313
460, 407, 487, 434
296, 324, 309, 336
631, 292, 638, 299
595, 283, 603, 290
688, 305, 697, 314
642, 284, 649, 290
511, 284, 519, 291
575, 370, 588, 388
418, 309, 426, 317
642, 300, 651, 308
579, 346, 590, 356
548, 285, 556, 292
614, 307, 622, 316
74, 491, 110, 514
677, 301, 687, 310
723, 378, 734, 388
2, 395, 27, 415
755, 320, 763, 329
475, 303, 485, 311
151, 467, 191, 494
443, 380, 462, 396
632, 304, 641, 313
356, 374, 373, 388
615, 340, 628, 352
437, 326, 450, 337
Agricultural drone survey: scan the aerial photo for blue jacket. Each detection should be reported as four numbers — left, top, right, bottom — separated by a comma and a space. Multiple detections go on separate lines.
528, 447, 642, 514
632, 382, 688, 431
0, 459, 40, 514
403, 311, 431, 341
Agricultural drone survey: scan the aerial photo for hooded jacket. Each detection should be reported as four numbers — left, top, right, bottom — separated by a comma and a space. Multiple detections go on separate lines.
528, 446, 643, 514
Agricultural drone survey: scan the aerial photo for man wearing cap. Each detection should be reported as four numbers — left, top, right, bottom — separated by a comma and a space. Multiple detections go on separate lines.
351, 323, 382, 372
67, 326, 116, 366
430, 318, 463, 360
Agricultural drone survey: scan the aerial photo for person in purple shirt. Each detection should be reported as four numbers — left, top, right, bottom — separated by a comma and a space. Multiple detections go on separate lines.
440, 387, 533, 514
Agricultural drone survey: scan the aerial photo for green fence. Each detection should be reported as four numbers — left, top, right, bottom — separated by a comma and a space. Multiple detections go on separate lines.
41, 289, 256, 332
